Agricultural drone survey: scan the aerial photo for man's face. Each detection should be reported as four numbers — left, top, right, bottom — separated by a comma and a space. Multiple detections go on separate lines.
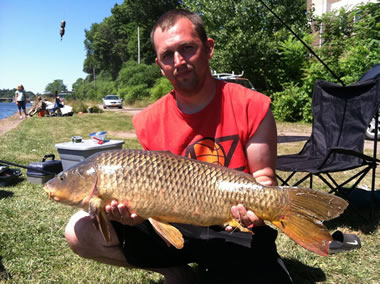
153, 18, 214, 95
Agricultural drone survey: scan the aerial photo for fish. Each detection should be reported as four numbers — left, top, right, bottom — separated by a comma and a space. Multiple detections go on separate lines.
44, 149, 348, 256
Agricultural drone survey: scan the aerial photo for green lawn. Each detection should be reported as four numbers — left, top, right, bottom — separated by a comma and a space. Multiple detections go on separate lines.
0, 114, 378, 283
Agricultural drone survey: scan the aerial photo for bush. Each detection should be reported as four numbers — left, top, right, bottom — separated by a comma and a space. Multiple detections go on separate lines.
272, 83, 311, 122
88, 105, 103, 113
150, 77, 173, 101
119, 84, 150, 104
72, 101, 89, 113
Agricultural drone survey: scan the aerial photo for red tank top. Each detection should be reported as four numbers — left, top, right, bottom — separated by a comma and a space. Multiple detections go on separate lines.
133, 80, 271, 173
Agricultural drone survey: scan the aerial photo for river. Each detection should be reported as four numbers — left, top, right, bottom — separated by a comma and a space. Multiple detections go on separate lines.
0, 102, 32, 120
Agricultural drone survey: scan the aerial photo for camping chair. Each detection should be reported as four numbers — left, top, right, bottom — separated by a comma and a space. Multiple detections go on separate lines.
276, 77, 380, 214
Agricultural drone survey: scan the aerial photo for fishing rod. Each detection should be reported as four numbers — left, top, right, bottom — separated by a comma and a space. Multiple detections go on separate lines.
257, 0, 345, 86
0, 160, 56, 175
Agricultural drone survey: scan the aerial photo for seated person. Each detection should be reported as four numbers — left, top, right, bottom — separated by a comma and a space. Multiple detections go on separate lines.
51, 96, 64, 114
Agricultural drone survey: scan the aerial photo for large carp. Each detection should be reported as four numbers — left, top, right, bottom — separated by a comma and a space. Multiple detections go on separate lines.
44, 149, 348, 256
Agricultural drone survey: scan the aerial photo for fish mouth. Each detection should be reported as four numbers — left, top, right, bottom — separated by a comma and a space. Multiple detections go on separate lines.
44, 184, 76, 205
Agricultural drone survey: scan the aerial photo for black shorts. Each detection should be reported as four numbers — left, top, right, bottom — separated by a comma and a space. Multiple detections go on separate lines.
17, 101, 26, 110
112, 221, 292, 283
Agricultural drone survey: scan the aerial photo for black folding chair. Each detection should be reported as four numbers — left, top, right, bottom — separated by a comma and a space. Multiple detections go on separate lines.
276, 77, 380, 212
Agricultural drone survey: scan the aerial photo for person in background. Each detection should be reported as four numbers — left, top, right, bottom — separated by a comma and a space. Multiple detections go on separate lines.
51, 91, 64, 115
64, 9, 292, 284
28, 96, 47, 117
14, 84, 27, 119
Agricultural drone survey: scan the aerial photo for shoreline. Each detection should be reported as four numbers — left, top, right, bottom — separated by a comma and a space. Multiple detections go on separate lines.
0, 112, 24, 136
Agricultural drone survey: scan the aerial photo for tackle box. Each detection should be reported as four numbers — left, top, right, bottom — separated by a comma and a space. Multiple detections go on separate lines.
26, 154, 63, 184
55, 139, 124, 171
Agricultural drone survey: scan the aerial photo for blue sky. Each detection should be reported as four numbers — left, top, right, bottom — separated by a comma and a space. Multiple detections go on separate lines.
0, 0, 124, 94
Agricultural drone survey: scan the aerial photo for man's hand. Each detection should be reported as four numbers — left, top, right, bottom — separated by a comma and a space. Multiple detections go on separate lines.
105, 200, 144, 225
225, 168, 275, 232
225, 204, 265, 232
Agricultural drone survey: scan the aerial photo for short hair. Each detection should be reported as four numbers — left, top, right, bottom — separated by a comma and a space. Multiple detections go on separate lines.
150, 9, 208, 52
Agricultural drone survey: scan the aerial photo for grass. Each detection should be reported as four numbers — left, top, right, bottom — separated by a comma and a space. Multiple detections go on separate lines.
0, 116, 378, 283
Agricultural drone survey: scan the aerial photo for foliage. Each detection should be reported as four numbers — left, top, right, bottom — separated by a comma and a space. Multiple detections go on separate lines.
115, 60, 161, 102
73, 1, 379, 122
88, 105, 103, 113
120, 84, 150, 103
271, 83, 312, 122
71, 100, 89, 113
182, 0, 310, 92
311, 1, 380, 85
83, 0, 179, 80
272, 1, 380, 122
150, 77, 173, 101
0, 89, 35, 99
45, 79, 67, 94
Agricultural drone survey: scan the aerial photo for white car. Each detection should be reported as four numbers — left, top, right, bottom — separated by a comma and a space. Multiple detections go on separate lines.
45, 101, 73, 116
366, 109, 379, 140
212, 71, 255, 90
102, 95, 123, 109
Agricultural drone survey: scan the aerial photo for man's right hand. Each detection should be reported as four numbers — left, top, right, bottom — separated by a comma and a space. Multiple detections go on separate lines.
105, 200, 144, 225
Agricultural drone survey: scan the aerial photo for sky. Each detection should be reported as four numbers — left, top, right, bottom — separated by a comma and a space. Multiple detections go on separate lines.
0, 0, 124, 94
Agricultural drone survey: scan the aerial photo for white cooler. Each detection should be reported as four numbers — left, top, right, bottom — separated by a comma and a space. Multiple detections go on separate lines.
55, 139, 124, 170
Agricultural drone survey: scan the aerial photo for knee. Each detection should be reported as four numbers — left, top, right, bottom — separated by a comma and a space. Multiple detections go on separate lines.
64, 211, 94, 259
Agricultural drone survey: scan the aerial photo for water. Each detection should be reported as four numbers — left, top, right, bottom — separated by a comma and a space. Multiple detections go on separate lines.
0, 102, 32, 120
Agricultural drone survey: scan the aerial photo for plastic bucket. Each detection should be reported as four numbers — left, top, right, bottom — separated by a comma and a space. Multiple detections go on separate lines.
89, 131, 107, 144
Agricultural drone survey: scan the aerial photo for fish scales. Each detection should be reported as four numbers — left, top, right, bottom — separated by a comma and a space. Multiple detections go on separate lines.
45, 149, 348, 256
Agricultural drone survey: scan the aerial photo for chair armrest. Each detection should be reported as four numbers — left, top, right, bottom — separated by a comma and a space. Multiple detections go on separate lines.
318, 147, 380, 169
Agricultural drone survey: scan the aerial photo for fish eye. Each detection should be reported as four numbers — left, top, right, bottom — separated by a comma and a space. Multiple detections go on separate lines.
59, 173, 66, 181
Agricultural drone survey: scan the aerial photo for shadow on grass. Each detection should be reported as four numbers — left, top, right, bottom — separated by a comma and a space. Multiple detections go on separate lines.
326, 187, 380, 233
0, 189, 14, 199
284, 258, 326, 284
0, 256, 10, 280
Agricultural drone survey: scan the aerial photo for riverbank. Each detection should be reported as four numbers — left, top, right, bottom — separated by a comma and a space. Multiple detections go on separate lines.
0, 113, 24, 136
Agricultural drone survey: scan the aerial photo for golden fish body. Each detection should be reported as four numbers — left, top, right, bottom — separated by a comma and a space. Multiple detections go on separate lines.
45, 149, 348, 256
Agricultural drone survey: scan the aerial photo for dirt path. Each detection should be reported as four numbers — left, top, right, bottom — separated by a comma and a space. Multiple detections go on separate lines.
0, 113, 24, 136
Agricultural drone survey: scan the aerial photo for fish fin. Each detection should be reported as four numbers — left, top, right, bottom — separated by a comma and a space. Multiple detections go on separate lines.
272, 187, 348, 256
224, 219, 253, 234
97, 209, 112, 242
149, 218, 184, 249
89, 197, 112, 242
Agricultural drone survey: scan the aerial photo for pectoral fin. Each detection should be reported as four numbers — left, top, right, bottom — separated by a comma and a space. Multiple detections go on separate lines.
149, 218, 184, 249
89, 197, 112, 242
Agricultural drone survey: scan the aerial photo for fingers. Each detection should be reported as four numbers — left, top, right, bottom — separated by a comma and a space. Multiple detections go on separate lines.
228, 204, 265, 231
105, 200, 144, 225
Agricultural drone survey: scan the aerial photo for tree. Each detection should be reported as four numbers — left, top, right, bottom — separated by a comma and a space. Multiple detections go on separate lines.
45, 80, 67, 95
83, 0, 180, 80
182, 0, 310, 92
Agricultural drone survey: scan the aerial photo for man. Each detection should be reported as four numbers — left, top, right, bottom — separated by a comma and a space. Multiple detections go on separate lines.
65, 9, 292, 283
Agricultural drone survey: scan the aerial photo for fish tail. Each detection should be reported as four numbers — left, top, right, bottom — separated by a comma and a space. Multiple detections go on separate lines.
271, 187, 348, 256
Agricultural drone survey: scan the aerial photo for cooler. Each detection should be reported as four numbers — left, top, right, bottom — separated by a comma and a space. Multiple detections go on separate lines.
27, 154, 63, 184
55, 139, 124, 170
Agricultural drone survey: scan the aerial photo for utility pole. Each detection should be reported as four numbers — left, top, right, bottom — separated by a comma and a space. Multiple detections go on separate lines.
93, 67, 96, 89
137, 26, 141, 64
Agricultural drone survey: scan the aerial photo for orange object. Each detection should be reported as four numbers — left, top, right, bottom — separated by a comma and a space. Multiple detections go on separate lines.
38, 110, 46, 117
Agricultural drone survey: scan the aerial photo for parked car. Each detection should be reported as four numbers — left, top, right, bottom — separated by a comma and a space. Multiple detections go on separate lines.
102, 95, 123, 109
212, 71, 255, 90
366, 109, 380, 140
